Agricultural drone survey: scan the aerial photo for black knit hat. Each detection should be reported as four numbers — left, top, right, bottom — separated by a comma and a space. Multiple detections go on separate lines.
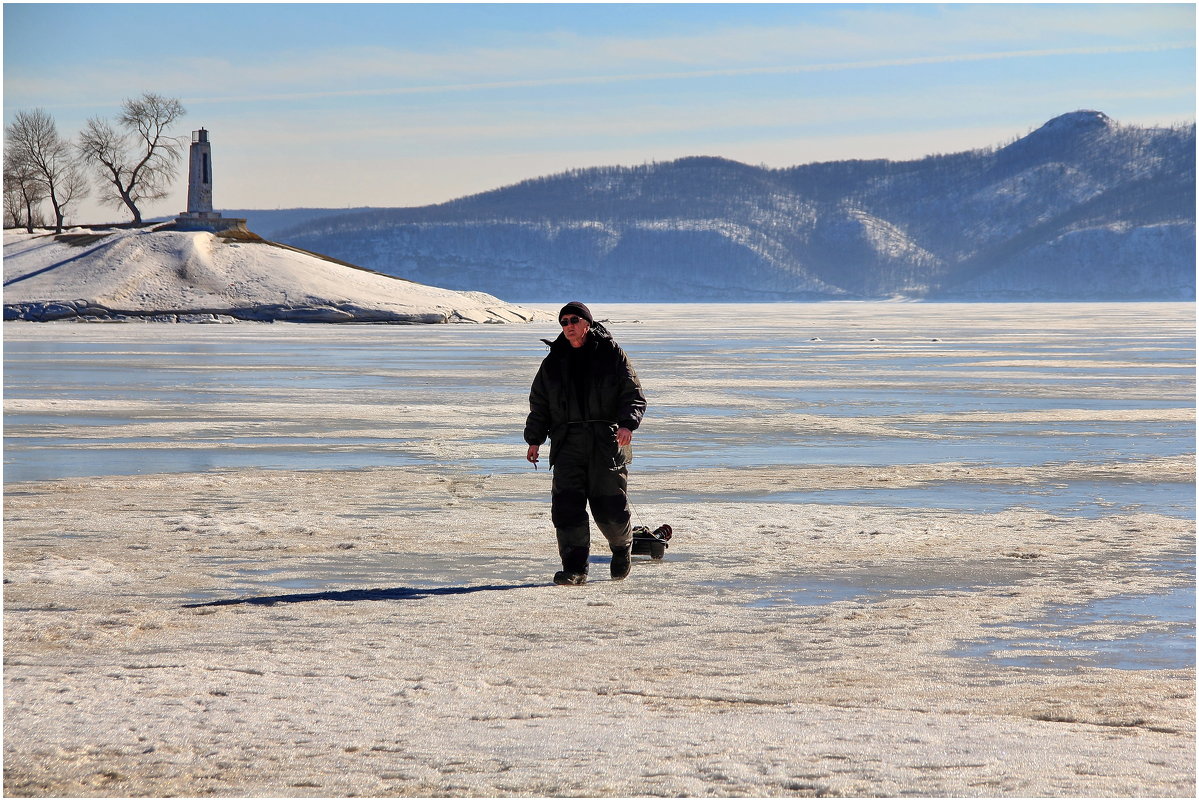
558, 301, 593, 323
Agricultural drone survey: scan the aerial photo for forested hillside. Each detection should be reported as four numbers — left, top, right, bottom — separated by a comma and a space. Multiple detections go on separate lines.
270, 111, 1195, 301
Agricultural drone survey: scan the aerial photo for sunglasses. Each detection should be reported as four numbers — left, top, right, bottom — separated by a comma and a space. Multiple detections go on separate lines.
559, 316, 585, 326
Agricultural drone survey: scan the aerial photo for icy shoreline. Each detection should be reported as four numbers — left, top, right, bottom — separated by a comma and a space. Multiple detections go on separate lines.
3, 466, 1194, 797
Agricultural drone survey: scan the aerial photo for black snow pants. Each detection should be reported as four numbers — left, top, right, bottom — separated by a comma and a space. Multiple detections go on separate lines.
550, 422, 632, 574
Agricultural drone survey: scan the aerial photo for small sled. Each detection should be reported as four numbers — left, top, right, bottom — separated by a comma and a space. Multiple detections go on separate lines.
631, 524, 672, 560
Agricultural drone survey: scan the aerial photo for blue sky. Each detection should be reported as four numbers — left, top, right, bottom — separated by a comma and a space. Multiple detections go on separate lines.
4, 2, 1194, 224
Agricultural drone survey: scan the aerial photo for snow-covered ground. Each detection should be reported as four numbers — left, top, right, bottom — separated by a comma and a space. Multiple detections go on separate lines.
3, 227, 550, 323
3, 303, 1194, 796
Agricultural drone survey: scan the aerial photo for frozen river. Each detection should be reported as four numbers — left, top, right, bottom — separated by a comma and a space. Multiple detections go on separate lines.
3, 303, 1195, 796
5, 302, 1194, 518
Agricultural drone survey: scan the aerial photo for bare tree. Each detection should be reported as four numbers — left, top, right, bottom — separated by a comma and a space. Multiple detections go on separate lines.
3, 165, 28, 229
6, 108, 90, 232
3, 148, 49, 233
77, 92, 185, 224
51, 160, 89, 229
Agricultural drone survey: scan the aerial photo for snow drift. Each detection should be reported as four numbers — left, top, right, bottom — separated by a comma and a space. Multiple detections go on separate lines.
2, 226, 550, 324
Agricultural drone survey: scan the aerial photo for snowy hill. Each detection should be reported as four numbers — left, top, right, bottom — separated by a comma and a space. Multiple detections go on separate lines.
267, 111, 1195, 301
3, 226, 550, 323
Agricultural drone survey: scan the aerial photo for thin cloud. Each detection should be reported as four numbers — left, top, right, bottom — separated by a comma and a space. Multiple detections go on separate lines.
178, 41, 1194, 107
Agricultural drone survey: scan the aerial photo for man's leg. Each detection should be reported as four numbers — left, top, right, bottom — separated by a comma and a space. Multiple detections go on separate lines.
590, 464, 633, 579
551, 456, 591, 581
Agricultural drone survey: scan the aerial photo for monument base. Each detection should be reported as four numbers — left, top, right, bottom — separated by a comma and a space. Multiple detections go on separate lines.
175, 212, 248, 233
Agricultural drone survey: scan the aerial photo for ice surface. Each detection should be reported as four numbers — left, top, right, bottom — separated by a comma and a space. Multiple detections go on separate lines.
3, 302, 1194, 797
5, 303, 1194, 509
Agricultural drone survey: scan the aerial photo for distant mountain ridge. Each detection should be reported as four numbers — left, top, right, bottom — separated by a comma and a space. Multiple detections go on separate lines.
268, 111, 1195, 301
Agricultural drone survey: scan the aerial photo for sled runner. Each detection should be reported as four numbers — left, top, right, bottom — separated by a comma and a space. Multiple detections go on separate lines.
631, 524, 672, 560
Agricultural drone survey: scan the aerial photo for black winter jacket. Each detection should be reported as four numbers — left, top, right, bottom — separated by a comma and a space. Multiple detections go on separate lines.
524, 328, 646, 467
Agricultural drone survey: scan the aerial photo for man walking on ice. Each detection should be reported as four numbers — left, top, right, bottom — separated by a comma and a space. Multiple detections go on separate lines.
524, 302, 647, 585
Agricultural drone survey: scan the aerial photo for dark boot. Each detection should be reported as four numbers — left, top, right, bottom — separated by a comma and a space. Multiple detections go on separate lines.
554, 545, 589, 586
610, 545, 632, 581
